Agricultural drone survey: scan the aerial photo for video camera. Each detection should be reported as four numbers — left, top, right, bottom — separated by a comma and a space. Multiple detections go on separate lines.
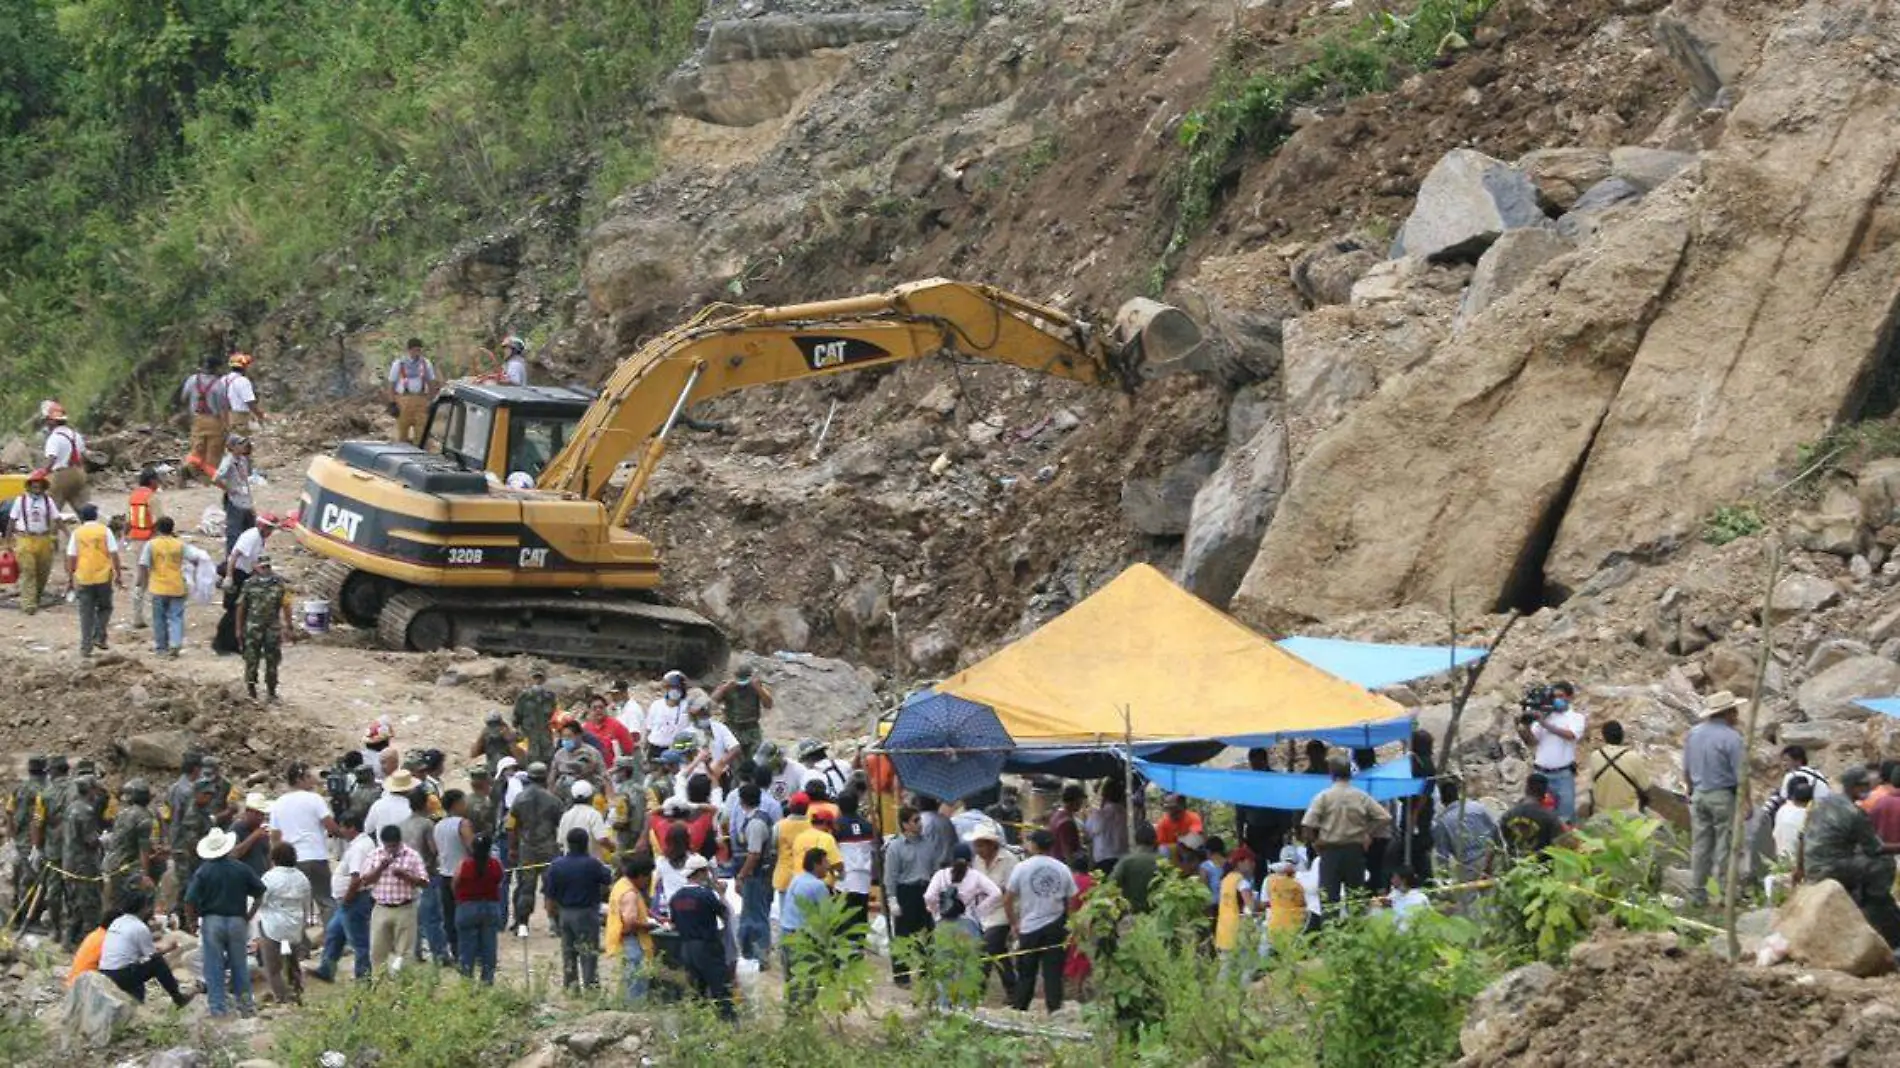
1518, 683, 1558, 725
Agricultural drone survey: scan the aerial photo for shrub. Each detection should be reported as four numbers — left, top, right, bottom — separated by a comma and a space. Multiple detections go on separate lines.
1703, 502, 1765, 545
273, 966, 541, 1068
1308, 910, 1494, 1068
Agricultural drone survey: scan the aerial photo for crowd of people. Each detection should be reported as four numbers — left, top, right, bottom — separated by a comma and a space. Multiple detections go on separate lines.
10, 653, 1900, 1022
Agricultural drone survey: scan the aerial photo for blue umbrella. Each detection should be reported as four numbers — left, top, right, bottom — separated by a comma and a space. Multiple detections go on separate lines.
885, 691, 1015, 803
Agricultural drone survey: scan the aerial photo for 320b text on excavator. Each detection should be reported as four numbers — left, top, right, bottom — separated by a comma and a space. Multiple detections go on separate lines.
293, 278, 1202, 672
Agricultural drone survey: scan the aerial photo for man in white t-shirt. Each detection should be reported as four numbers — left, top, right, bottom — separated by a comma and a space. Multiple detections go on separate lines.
1516, 681, 1586, 822
643, 672, 690, 760
501, 336, 529, 386
557, 782, 612, 858
1005, 828, 1078, 1013
270, 762, 341, 924
312, 814, 376, 981
97, 890, 193, 1007
221, 353, 264, 434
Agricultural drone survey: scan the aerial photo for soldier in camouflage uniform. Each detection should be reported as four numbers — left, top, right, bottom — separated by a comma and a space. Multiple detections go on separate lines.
607, 756, 646, 858
512, 670, 558, 767
471, 712, 516, 779
465, 765, 499, 843
199, 755, 238, 828
105, 778, 164, 897
346, 765, 381, 825
1800, 765, 1900, 946
60, 775, 106, 947
8, 756, 47, 926
169, 778, 217, 929
34, 756, 72, 934
236, 554, 293, 701
506, 762, 564, 936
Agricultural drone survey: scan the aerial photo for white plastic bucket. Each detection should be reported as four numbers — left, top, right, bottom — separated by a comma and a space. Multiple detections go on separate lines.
303, 599, 331, 633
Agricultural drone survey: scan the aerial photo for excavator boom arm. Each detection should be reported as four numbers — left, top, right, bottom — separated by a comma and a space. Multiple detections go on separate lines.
537, 278, 1189, 521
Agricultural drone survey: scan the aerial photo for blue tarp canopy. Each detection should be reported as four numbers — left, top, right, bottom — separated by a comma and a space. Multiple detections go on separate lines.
1134, 756, 1427, 810
1276, 636, 1488, 691
1855, 698, 1900, 717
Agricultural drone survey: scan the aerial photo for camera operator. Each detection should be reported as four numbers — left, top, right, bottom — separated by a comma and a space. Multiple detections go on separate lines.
1515, 681, 1585, 823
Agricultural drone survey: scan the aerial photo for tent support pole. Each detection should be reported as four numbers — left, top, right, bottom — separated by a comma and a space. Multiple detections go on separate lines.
1723, 539, 1780, 962
1123, 708, 1137, 851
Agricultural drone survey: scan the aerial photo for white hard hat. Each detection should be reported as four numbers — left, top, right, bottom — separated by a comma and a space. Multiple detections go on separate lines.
570, 780, 594, 800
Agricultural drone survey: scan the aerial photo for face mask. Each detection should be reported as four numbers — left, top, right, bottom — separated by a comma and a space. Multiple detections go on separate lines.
1553, 698, 1570, 712
560, 739, 575, 751
693, 717, 710, 729
667, 690, 684, 702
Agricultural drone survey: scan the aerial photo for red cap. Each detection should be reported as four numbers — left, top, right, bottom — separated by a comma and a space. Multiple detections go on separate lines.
789, 792, 810, 808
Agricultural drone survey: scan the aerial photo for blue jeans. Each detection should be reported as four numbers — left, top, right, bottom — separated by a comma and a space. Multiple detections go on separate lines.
151, 595, 186, 652
420, 875, 450, 962
455, 900, 502, 984
738, 874, 773, 961
318, 892, 374, 980
622, 939, 648, 1004
200, 914, 254, 1016
1542, 767, 1578, 823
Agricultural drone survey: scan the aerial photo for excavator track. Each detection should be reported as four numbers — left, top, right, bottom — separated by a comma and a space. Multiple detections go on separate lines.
373, 584, 728, 675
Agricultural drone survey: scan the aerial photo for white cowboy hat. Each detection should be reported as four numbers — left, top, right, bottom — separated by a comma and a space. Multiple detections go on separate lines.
383, 769, 419, 793
965, 824, 1004, 845
683, 854, 711, 877
243, 792, 273, 814
196, 828, 237, 860
1700, 691, 1744, 718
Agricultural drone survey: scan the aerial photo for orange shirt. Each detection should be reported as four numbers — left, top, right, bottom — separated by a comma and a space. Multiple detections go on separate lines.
67, 927, 106, 986
1154, 811, 1204, 849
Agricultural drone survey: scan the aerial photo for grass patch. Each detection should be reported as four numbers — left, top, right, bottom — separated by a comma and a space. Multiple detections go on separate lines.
1151, 0, 1496, 290
1703, 502, 1765, 546
274, 968, 543, 1068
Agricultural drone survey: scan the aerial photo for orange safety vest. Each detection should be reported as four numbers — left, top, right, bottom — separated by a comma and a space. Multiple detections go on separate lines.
127, 487, 158, 541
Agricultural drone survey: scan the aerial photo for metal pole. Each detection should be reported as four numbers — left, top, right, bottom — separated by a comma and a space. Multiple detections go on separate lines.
810, 398, 840, 461
1723, 539, 1781, 961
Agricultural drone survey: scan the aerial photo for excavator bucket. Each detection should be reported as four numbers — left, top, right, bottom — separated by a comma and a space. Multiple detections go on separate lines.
1115, 298, 1205, 381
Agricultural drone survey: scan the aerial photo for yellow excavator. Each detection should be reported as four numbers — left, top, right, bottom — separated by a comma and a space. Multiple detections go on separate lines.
293, 278, 1200, 671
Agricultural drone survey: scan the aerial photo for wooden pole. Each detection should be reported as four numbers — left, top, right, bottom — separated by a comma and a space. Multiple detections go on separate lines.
1723, 538, 1781, 962
1439, 610, 1521, 783
1123, 706, 1138, 851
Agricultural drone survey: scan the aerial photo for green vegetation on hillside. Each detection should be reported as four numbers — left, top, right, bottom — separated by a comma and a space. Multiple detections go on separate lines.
0, 0, 701, 425
1153, 0, 1496, 290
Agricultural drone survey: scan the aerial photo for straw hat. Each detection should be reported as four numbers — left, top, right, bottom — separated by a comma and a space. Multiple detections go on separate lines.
244, 792, 273, 814
196, 829, 237, 860
383, 769, 419, 793
1700, 691, 1744, 718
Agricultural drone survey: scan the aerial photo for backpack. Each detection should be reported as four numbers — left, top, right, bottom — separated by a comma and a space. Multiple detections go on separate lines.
737, 810, 775, 873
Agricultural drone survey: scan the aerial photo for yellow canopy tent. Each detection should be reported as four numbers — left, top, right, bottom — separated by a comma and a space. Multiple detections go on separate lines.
935, 564, 1405, 746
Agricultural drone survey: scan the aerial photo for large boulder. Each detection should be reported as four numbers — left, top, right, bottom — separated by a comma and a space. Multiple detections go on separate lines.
1233, 182, 1693, 628
1774, 879, 1897, 977
750, 652, 881, 743
1121, 452, 1220, 536
1609, 147, 1698, 191
1797, 656, 1900, 721
1291, 237, 1380, 307
1459, 961, 1558, 1059
1545, 3, 1900, 591
1654, 0, 1759, 105
1767, 573, 1841, 619
1392, 149, 1550, 262
1856, 458, 1900, 526
665, 13, 919, 127
1178, 419, 1290, 608
1281, 299, 1453, 461
56, 970, 136, 1050
118, 730, 196, 770
1459, 229, 1576, 323
1517, 147, 1612, 213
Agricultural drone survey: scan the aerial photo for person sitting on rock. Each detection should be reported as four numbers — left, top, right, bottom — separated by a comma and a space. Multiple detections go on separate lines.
1797, 765, 1900, 947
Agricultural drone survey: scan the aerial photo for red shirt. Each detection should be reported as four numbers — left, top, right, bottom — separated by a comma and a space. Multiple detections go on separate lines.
1154, 811, 1204, 849
1049, 808, 1082, 861
1872, 792, 1900, 846
454, 856, 504, 903
587, 717, 637, 763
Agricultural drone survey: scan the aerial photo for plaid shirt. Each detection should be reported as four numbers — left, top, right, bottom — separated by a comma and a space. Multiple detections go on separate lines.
366, 843, 429, 906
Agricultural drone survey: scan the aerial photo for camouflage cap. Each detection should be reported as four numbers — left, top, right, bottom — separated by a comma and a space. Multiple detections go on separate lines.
121, 777, 149, 794
192, 777, 216, 793
485, 710, 503, 724
73, 758, 96, 774
200, 755, 222, 769
468, 765, 492, 781
525, 761, 549, 778
48, 755, 69, 773
71, 775, 97, 792
25, 755, 46, 773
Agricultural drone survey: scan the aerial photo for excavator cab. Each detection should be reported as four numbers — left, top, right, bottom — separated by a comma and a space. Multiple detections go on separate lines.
418, 382, 593, 483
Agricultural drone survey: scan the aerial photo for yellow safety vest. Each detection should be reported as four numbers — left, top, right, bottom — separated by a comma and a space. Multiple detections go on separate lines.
73, 523, 113, 586
146, 536, 186, 597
